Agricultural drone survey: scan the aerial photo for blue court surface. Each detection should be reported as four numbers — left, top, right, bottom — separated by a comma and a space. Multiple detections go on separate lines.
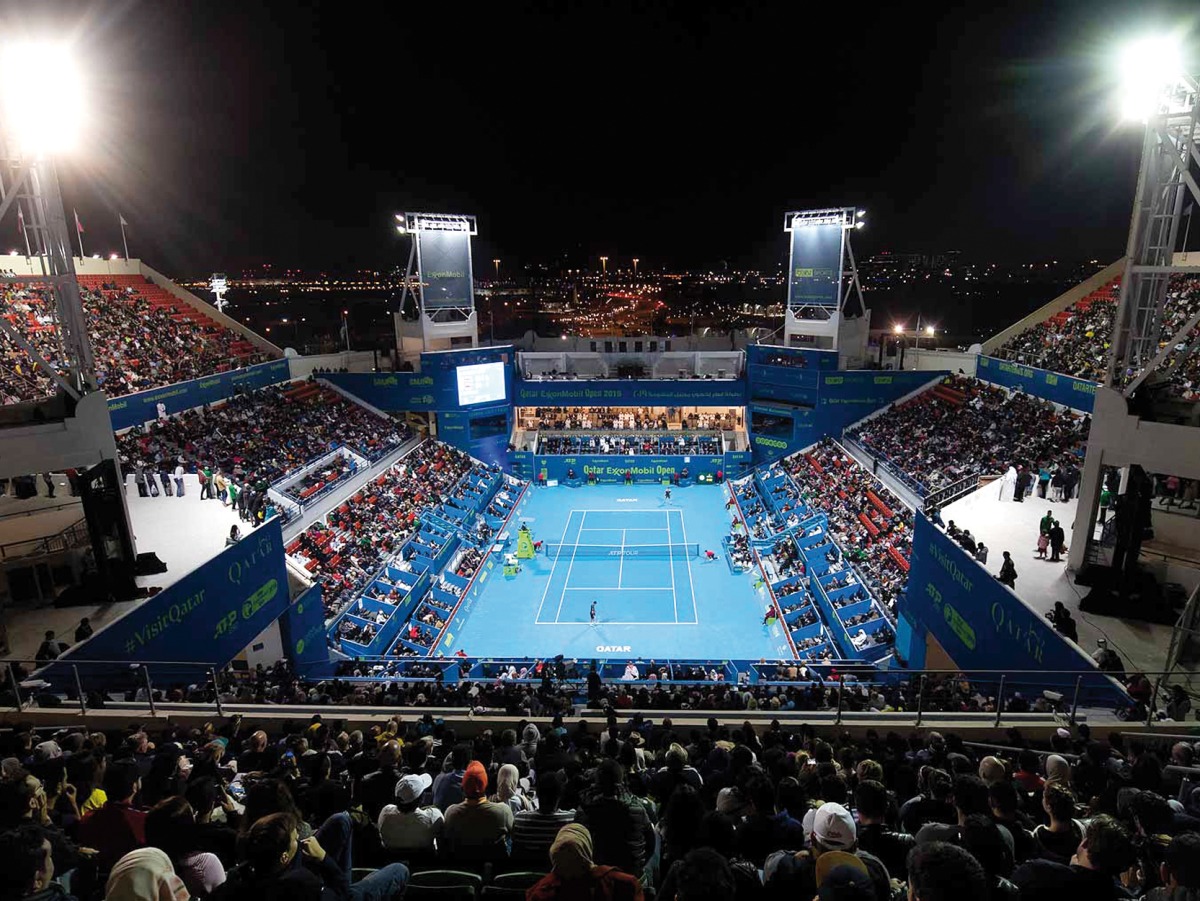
445, 483, 795, 660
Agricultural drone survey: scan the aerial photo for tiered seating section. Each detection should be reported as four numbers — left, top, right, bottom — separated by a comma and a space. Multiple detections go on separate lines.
0, 275, 271, 403
731, 452, 899, 665
116, 380, 408, 488
993, 273, 1200, 398
845, 374, 1087, 496
285, 443, 516, 646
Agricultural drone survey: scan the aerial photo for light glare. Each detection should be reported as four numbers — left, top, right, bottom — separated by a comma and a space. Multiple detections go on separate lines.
1, 41, 86, 155
1118, 36, 1182, 120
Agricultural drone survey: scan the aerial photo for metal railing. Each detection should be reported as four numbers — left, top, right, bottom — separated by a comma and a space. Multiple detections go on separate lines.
0, 517, 89, 562
0, 659, 1183, 728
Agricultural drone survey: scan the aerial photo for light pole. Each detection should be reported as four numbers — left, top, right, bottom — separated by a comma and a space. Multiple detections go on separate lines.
632, 257, 640, 277
341, 309, 351, 352
492, 258, 500, 279
599, 255, 608, 277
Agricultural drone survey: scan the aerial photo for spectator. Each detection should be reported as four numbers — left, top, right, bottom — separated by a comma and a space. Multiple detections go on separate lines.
76, 759, 146, 875
906, 841, 989, 901
512, 771, 575, 864
574, 759, 654, 877
144, 796, 226, 897
0, 825, 67, 901
1032, 782, 1083, 863
441, 761, 512, 859
105, 848, 189, 901
525, 823, 644, 901
356, 741, 401, 821
1012, 814, 1133, 901
854, 778, 914, 881
432, 744, 470, 812
491, 763, 532, 815
376, 774, 443, 853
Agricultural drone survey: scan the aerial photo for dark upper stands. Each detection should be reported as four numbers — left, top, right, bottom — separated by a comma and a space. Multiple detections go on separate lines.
993, 274, 1200, 398
0, 274, 270, 403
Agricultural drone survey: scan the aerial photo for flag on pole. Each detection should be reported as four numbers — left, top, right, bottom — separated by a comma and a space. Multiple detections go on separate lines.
73, 208, 85, 257
119, 212, 130, 260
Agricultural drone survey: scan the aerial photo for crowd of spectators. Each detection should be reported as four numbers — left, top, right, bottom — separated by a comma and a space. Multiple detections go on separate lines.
783, 439, 913, 619
280, 452, 358, 505
116, 382, 408, 490
537, 433, 722, 456
521, 407, 741, 432
993, 275, 1200, 400
5, 704, 1199, 901
846, 375, 1087, 495
285, 442, 480, 618
1, 278, 267, 404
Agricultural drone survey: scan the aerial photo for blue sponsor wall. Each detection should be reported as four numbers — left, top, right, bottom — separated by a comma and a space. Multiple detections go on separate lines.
515, 453, 729, 484
976, 355, 1096, 413
107, 359, 291, 431
46, 518, 290, 688
279, 584, 332, 677
512, 378, 748, 408
900, 514, 1125, 706
748, 367, 941, 463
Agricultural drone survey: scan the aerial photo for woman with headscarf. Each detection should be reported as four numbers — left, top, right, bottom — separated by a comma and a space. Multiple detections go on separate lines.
526, 824, 644, 901
491, 763, 532, 815
105, 848, 190, 901
1044, 754, 1072, 786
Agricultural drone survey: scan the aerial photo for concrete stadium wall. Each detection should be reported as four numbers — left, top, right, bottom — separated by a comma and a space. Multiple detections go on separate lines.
902, 348, 978, 375
2, 256, 142, 276
0, 392, 121, 479
979, 258, 1125, 355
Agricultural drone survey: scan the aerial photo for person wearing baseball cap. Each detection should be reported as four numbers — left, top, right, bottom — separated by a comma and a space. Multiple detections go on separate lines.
378, 773, 443, 853
765, 802, 891, 901
442, 761, 513, 858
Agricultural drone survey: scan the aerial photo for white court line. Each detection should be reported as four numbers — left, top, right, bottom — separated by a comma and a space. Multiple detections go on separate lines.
534, 510, 575, 623
677, 507, 700, 624
552, 510, 586, 624
618, 529, 625, 588
562, 587, 676, 591
536, 620, 701, 626
668, 507, 678, 623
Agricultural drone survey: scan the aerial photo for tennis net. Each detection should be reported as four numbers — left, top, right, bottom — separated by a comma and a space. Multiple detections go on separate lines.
543, 543, 699, 560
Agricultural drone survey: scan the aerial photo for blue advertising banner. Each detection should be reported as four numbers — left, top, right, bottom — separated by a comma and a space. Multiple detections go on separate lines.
788, 224, 843, 310
279, 584, 330, 676
904, 515, 1123, 702
746, 344, 838, 371
531, 454, 727, 483
513, 378, 748, 408
976, 355, 1097, 412
418, 230, 474, 310
49, 518, 290, 685
107, 359, 291, 431
324, 371, 456, 411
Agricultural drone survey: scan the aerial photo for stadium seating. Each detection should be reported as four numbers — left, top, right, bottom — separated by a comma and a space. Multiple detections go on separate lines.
0, 274, 271, 403
537, 433, 721, 455
845, 374, 1087, 496
115, 380, 409, 489
993, 273, 1200, 397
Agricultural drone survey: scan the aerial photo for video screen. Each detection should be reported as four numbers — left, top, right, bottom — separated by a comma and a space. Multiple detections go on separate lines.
455, 361, 507, 406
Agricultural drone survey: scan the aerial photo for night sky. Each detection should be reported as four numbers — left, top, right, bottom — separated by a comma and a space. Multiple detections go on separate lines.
12, 1, 1200, 275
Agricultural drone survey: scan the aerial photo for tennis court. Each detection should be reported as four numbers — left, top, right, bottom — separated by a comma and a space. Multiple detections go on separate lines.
444, 483, 794, 660
535, 508, 698, 625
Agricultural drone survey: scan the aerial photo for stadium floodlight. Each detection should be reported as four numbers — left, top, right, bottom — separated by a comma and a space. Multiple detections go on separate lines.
1117, 35, 1182, 120
0, 41, 85, 156
892, 324, 905, 334
925, 325, 935, 335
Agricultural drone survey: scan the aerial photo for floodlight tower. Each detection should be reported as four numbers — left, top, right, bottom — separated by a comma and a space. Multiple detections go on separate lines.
780, 207, 870, 366
0, 41, 96, 398
1105, 38, 1200, 394
210, 273, 229, 313
394, 212, 479, 356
